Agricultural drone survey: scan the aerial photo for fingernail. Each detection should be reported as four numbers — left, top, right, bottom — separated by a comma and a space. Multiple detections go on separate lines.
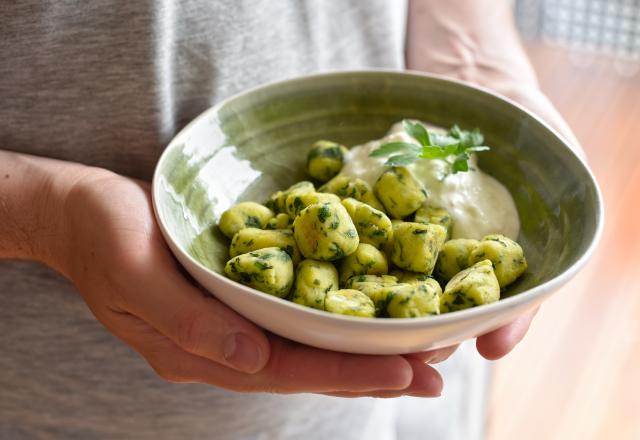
410, 372, 443, 398
223, 333, 263, 374
409, 383, 443, 398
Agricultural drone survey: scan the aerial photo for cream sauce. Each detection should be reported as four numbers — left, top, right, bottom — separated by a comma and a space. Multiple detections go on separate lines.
341, 122, 520, 240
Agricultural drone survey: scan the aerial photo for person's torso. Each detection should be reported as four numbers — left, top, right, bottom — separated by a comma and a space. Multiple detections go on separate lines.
0, 1, 405, 439
1, 0, 406, 179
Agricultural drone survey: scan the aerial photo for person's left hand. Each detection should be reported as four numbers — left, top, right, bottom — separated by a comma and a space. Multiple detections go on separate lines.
53, 168, 447, 399
404, 0, 585, 362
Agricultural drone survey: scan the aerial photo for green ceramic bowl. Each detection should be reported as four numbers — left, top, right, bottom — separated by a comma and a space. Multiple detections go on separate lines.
152, 70, 603, 354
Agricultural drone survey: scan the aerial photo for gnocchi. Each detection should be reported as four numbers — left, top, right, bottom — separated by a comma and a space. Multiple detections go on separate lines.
224, 247, 294, 298
306, 140, 349, 182
290, 259, 339, 310
341, 197, 393, 250
292, 202, 359, 261
374, 167, 426, 219
468, 234, 527, 288
440, 259, 500, 312
219, 202, 274, 239
391, 222, 447, 274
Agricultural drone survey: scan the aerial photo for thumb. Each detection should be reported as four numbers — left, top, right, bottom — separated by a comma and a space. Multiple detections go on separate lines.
119, 253, 270, 374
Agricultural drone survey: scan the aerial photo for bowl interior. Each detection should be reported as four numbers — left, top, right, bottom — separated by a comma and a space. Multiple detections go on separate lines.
155, 71, 600, 300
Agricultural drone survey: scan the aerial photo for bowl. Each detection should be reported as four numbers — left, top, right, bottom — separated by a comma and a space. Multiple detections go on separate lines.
152, 70, 603, 355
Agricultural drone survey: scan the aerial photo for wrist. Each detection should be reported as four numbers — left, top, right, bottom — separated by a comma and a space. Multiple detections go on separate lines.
406, 0, 539, 90
54, 166, 120, 280
0, 151, 99, 276
43, 162, 106, 277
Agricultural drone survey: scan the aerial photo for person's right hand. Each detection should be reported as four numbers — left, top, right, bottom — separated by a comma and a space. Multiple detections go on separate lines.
54, 167, 444, 398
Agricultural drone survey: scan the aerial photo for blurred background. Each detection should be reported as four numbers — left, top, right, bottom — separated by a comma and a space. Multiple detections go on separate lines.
398, 2, 639, 439
488, 1, 640, 439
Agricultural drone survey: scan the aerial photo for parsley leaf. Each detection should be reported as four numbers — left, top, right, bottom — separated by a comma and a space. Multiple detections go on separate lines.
368, 142, 421, 157
421, 144, 457, 159
451, 153, 470, 173
429, 133, 459, 148
403, 120, 431, 146
385, 152, 420, 166
369, 119, 490, 177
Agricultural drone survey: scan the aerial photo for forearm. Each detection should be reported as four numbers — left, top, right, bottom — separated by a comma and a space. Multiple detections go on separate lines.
406, 0, 538, 90
0, 150, 92, 273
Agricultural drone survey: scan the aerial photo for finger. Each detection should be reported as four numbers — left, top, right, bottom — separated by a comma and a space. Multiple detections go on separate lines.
108, 311, 273, 389
119, 278, 412, 392
117, 245, 270, 374
323, 358, 443, 398
249, 335, 414, 393
404, 344, 459, 364
112, 313, 416, 394
476, 307, 538, 360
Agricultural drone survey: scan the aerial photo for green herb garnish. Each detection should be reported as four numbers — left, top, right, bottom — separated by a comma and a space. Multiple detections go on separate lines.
369, 120, 490, 176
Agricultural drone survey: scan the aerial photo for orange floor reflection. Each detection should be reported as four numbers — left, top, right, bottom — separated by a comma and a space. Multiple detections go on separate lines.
487, 43, 640, 440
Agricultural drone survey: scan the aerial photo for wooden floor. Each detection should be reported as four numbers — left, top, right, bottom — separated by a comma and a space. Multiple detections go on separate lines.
486, 43, 640, 440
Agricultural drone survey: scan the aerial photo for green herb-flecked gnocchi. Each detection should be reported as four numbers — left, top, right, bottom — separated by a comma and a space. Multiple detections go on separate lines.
293, 202, 359, 261
345, 274, 399, 316
229, 228, 301, 265
285, 191, 341, 219
358, 190, 386, 213
290, 259, 338, 310
373, 167, 427, 219
414, 206, 452, 240
266, 213, 292, 230
433, 238, 479, 282
394, 273, 442, 295
386, 282, 441, 318
415, 277, 443, 297
318, 174, 359, 198
338, 243, 388, 286
219, 202, 274, 239
345, 274, 399, 287
218, 130, 528, 319
391, 222, 447, 274
391, 270, 433, 284
341, 198, 393, 250
324, 289, 376, 318
319, 174, 385, 212
224, 247, 294, 298
468, 234, 528, 288
266, 181, 315, 213
306, 140, 349, 182
440, 259, 500, 312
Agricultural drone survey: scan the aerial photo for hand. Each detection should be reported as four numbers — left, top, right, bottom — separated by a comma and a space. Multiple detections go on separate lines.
406, 0, 582, 154
469, 80, 580, 359
406, 0, 584, 359
56, 169, 443, 397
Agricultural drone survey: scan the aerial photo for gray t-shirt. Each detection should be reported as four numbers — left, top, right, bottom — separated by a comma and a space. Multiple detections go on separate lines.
0, 1, 407, 439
